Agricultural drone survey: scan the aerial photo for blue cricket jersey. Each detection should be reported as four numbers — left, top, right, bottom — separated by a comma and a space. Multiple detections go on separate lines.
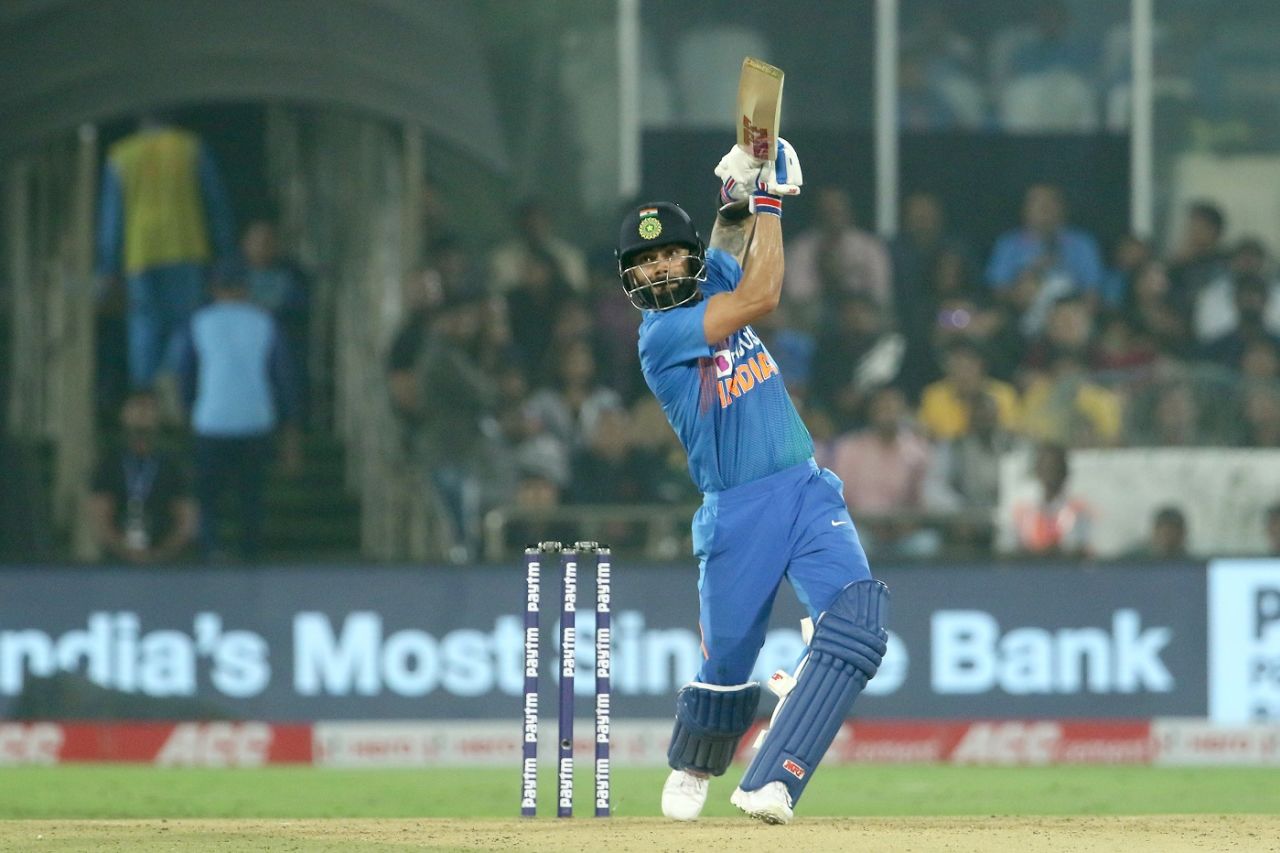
638, 247, 814, 493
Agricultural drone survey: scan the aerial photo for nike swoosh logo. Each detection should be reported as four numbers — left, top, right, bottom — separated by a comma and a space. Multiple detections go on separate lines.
831, 520, 849, 527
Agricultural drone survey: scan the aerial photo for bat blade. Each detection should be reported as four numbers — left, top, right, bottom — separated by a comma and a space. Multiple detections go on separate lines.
737, 57, 784, 161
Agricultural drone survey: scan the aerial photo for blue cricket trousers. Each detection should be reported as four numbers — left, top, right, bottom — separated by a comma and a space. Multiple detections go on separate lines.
691, 459, 872, 685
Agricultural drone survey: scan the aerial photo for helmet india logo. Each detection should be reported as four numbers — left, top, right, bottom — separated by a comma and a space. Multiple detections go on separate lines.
638, 208, 662, 240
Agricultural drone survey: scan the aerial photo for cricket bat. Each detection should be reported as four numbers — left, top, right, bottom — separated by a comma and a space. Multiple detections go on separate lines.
737, 57, 784, 161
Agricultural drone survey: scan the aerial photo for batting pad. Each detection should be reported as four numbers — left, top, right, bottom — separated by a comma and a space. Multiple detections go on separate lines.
667, 681, 762, 776
738, 579, 889, 803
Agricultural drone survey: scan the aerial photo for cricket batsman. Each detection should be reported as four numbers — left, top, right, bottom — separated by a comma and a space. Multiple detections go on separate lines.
615, 138, 890, 824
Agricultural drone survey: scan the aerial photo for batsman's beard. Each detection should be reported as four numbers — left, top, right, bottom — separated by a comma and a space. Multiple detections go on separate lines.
622, 254, 704, 311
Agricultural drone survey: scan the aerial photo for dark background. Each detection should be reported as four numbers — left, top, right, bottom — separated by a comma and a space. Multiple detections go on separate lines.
643, 130, 1131, 256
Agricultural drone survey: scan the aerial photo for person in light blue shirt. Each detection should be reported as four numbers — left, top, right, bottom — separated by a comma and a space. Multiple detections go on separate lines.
618, 141, 889, 825
178, 257, 300, 561
986, 182, 1103, 335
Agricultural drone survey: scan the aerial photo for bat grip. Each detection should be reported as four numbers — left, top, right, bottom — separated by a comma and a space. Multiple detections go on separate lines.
716, 200, 751, 222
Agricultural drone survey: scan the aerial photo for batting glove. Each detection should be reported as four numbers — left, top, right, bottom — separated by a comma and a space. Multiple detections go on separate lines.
760, 137, 803, 198
715, 145, 765, 205
747, 137, 802, 217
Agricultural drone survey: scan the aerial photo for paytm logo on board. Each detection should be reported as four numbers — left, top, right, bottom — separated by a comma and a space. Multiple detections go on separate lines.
1209, 560, 1280, 722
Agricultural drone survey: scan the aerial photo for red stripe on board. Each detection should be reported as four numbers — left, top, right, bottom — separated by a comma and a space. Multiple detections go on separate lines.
48, 722, 312, 764
738, 719, 1153, 765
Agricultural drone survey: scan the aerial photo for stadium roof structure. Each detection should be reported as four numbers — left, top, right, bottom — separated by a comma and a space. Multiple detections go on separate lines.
0, 0, 509, 170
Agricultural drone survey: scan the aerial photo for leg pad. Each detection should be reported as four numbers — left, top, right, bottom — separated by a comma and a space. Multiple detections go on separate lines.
739, 579, 889, 803
667, 681, 761, 776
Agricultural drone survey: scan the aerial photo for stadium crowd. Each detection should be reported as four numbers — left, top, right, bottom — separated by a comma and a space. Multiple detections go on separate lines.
81, 116, 1280, 565
80, 0, 1280, 565
384, 184, 1280, 564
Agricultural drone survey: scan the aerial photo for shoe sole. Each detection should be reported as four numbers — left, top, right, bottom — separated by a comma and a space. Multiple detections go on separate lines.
730, 792, 792, 825
738, 806, 790, 825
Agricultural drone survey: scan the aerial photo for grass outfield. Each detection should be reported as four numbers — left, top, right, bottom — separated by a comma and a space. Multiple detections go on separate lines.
0, 764, 1276, 819
0, 766, 1277, 852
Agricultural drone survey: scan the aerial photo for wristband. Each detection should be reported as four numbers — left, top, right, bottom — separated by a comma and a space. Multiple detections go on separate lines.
719, 177, 738, 206
749, 192, 782, 217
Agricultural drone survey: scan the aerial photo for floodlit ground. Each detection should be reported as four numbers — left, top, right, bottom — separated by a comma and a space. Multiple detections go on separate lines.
0, 765, 1276, 851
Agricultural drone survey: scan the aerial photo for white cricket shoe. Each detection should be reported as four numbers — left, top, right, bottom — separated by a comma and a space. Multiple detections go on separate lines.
661, 769, 710, 820
730, 781, 794, 825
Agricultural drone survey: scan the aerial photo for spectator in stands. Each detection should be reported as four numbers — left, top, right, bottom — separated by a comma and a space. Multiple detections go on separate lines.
891, 192, 975, 387
525, 337, 623, 451
1242, 386, 1280, 448
89, 390, 197, 564
924, 391, 1021, 552
178, 258, 302, 562
1021, 350, 1124, 448
1006, 1, 1091, 78
898, 3, 986, 128
476, 289, 519, 379
96, 115, 236, 393
752, 304, 816, 401
403, 233, 478, 319
242, 217, 311, 418
1241, 339, 1280, 383
1123, 506, 1190, 560
503, 459, 570, 557
479, 364, 568, 521
1006, 443, 1094, 558
810, 292, 906, 432
242, 218, 308, 324
1123, 260, 1190, 357
918, 340, 1020, 440
1100, 233, 1154, 308
800, 399, 839, 472
489, 198, 588, 295
1019, 297, 1124, 445
387, 289, 497, 562
1137, 380, 1203, 447
928, 249, 1023, 382
1092, 310, 1161, 371
591, 260, 647, 403
891, 191, 948, 334
1200, 274, 1280, 372
505, 249, 578, 382
898, 50, 962, 131
1167, 201, 1229, 316
783, 186, 892, 332
986, 183, 1104, 336
569, 406, 654, 505
926, 391, 1017, 512
567, 407, 656, 550
543, 297, 620, 399
1020, 295, 1094, 371
997, 1, 1099, 132
1193, 238, 1280, 344
627, 396, 700, 505
391, 258, 513, 412
829, 385, 937, 557
1265, 502, 1280, 556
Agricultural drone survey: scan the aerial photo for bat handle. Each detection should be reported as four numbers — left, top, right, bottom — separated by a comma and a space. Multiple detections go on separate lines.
717, 200, 751, 222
